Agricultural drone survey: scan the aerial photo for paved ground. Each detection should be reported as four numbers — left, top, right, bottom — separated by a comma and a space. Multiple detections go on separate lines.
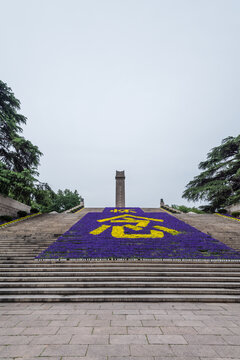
0, 302, 240, 359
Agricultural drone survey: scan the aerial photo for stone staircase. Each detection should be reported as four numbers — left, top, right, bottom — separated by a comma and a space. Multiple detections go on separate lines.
0, 208, 240, 302
174, 213, 240, 251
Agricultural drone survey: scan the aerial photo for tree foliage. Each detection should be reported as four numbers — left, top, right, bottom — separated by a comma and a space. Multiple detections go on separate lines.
171, 204, 204, 214
0, 163, 36, 205
31, 188, 82, 213
50, 189, 82, 213
0, 80, 42, 172
0, 80, 83, 211
182, 135, 240, 211
0, 80, 42, 204
33, 182, 56, 211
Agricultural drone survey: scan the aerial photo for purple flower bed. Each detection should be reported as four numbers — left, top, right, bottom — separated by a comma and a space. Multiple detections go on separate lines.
36, 208, 240, 260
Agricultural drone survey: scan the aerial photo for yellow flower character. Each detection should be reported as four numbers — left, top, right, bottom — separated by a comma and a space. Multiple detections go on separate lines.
90, 214, 181, 239
110, 209, 136, 213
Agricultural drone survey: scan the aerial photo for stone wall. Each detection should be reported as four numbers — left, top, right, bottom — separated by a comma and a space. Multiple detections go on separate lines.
226, 203, 240, 214
0, 194, 31, 217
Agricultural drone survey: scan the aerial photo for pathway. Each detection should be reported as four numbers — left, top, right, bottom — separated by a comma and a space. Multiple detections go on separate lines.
0, 301, 240, 359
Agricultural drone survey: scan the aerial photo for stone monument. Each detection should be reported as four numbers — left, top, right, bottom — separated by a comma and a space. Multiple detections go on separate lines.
115, 170, 125, 207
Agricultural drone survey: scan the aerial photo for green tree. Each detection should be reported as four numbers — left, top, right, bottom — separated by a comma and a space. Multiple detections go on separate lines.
0, 80, 83, 211
0, 163, 36, 205
33, 182, 57, 212
0, 80, 42, 172
51, 189, 82, 213
31, 187, 82, 213
182, 135, 240, 212
171, 204, 204, 214
0, 80, 42, 204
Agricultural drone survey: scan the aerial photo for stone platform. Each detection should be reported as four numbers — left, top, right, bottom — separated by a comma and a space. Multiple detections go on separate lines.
0, 301, 240, 359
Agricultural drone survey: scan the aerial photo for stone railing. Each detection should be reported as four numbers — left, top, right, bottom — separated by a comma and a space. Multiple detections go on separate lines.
225, 203, 240, 214
160, 204, 182, 214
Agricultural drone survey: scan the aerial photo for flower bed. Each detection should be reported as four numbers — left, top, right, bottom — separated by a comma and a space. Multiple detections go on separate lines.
36, 208, 240, 260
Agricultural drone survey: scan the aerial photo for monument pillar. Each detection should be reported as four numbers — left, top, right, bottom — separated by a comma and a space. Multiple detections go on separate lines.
115, 170, 125, 208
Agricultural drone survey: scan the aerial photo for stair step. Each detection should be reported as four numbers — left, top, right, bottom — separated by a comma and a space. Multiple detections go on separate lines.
2, 271, 240, 277
2, 259, 240, 264
1, 262, 240, 267
1, 287, 240, 295
1, 266, 240, 272
1, 276, 240, 282
1, 281, 239, 288
0, 294, 239, 302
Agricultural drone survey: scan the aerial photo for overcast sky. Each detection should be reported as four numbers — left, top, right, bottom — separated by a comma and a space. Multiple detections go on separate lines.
0, 0, 239, 207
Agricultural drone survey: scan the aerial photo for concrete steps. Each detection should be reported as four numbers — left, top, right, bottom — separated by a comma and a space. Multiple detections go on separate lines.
175, 213, 240, 251
2, 270, 240, 277
0, 208, 240, 302
1, 287, 240, 295
0, 294, 239, 302
1, 265, 240, 272
1, 261, 240, 267
1, 275, 240, 283
1, 281, 239, 288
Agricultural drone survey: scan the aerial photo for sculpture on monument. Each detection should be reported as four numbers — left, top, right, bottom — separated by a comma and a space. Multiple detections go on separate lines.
115, 171, 125, 207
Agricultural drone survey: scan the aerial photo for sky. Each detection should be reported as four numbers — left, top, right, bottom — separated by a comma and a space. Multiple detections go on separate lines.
0, 0, 239, 208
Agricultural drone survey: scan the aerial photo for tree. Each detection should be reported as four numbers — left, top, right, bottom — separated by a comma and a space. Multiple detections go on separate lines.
0, 162, 37, 205
171, 204, 204, 214
182, 135, 240, 212
33, 182, 57, 212
0, 80, 42, 172
50, 189, 82, 213
0, 80, 42, 204
0, 80, 83, 211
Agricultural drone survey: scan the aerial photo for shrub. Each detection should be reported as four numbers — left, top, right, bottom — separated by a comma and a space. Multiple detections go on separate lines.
232, 211, 240, 218
71, 205, 84, 213
199, 204, 215, 213
17, 210, 28, 218
172, 204, 204, 214
175, 205, 189, 213
217, 208, 228, 214
30, 207, 39, 214
0, 215, 13, 222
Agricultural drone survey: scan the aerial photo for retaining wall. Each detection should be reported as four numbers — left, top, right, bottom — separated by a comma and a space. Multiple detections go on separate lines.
226, 203, 240, 214
0, 194, 31, 217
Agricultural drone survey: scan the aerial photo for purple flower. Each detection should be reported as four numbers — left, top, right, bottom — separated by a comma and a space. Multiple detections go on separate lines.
36, 208, 240, 260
